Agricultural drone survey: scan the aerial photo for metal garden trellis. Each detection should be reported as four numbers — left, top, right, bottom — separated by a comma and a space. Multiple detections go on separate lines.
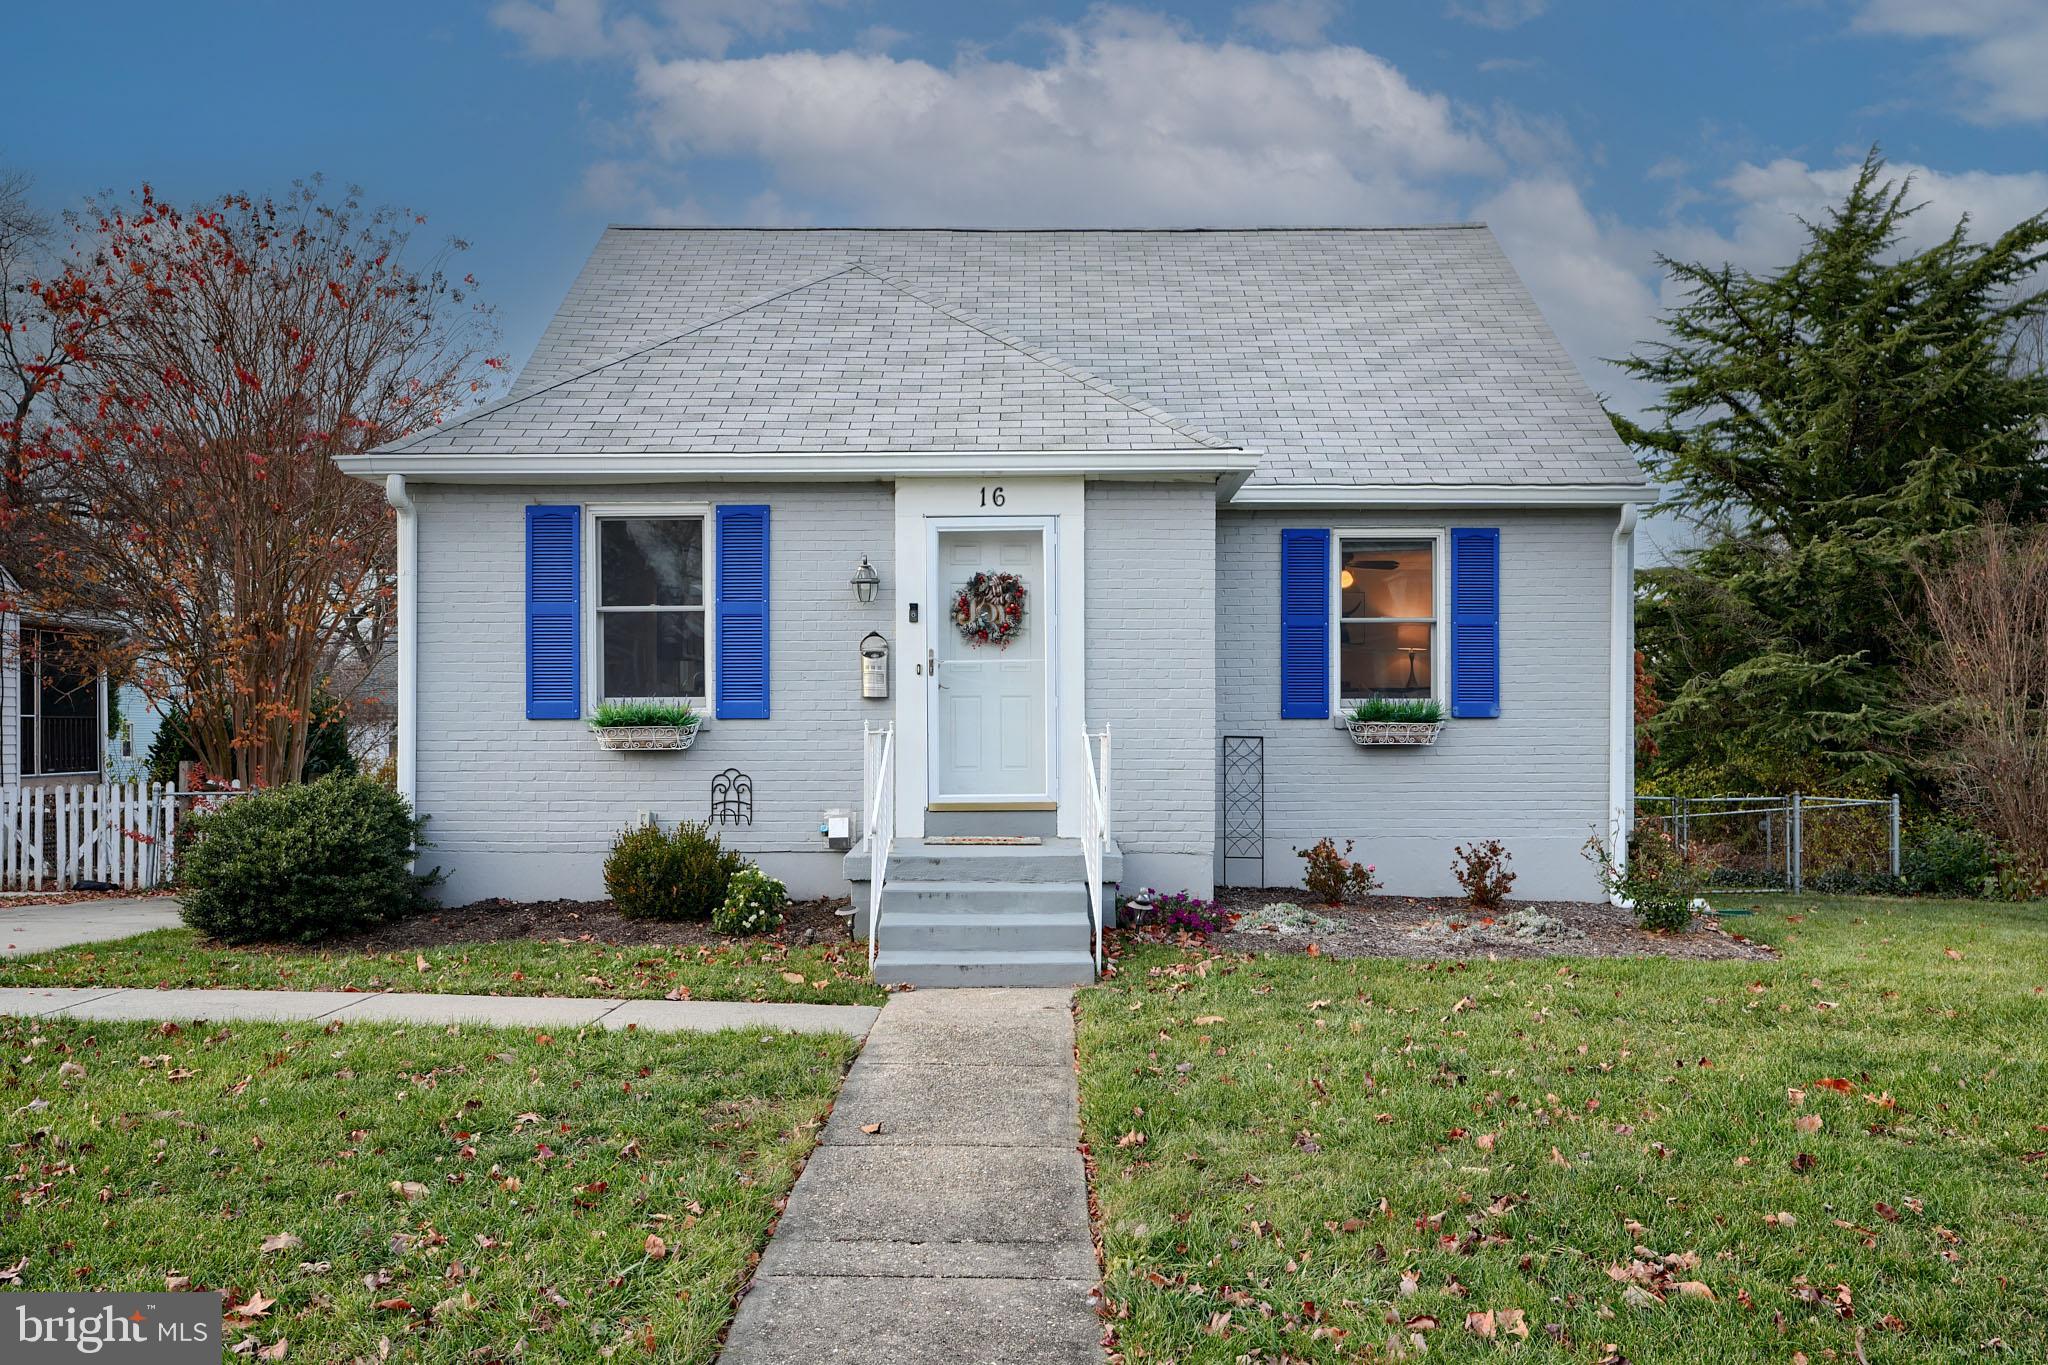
1635, 792, 1902, 894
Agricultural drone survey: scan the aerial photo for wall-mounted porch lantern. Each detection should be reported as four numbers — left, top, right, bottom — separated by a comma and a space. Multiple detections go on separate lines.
851, 556, 881, 604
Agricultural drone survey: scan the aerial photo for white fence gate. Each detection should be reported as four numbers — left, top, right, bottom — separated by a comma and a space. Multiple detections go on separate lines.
0, 781, 239, 892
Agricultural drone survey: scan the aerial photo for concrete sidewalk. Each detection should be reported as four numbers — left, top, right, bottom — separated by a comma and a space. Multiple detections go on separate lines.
0, 985, 879, 1036
0, 896, 184, 956
718, 988, 1101, 1365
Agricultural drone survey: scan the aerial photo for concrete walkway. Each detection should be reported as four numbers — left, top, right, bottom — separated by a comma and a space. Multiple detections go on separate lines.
0, 896, 183, 955
719, 988, 1101, 1365
0, 985, 878, 1036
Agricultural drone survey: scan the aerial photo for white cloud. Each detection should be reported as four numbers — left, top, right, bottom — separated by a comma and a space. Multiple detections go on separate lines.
630, 12, 1500, 225
492, 0, 835, 60
1855, 0, 2048, 123
1234, 0, 1341, 46
1445, 0, 1547, 30
510, 7, 2048, 445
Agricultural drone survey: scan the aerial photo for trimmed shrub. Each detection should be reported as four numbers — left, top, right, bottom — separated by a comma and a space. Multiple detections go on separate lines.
178, 776, 429, 944
1294, 837, 1382, 905
1901, 822, 1997, 897
714, 865, 789, 936
605, 820, 743, 921
1451, 839, 1517, 912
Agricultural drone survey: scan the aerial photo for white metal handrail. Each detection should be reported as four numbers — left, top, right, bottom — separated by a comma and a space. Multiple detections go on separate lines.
1080, 724, 1112, 973
862, 723, 896, 970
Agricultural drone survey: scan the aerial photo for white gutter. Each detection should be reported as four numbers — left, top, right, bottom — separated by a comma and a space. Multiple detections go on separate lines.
335, 448, 1258, 486
1608, 501, 1638, 888
1227, 482, 1658, 508
384, 474, 417, 807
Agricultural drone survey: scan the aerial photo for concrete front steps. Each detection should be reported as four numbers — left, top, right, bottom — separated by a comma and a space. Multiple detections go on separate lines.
844, 836, 1120, 988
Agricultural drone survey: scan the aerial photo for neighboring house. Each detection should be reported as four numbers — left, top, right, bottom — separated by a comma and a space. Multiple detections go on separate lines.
1, 565, 111, 786
336, 227, 1652, 985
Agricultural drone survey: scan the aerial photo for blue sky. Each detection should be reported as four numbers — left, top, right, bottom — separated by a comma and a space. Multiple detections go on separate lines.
9, 0, 2046, 545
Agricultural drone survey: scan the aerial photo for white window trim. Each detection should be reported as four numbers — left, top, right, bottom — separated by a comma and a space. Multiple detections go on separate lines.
18, 626, 105, 778
1329, 526, 1448, 717
583, 503, 716, 716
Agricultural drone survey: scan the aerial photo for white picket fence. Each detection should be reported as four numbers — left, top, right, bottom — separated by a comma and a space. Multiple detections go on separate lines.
0, 781, 245, 892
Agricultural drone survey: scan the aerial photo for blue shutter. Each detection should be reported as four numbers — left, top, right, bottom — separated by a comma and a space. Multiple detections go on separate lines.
1279, 528, 1331, 719
715, 505, 771, 719
1449, 527, 1501, 719
525, 505, 581, 720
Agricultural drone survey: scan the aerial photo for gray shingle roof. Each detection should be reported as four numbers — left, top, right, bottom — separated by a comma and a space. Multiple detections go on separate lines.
400, 227, 1644, 487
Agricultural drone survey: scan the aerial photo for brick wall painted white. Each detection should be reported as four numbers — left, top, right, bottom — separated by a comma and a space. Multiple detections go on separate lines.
412, 481, 895, 902
1085, 483, 1217, 896
1215, 508, 1615, 900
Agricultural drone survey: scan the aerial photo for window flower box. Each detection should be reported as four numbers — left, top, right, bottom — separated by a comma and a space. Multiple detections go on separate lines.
1345, 718, 1446, 747
1341, 699, 1446, 747
590, 702, 702, 752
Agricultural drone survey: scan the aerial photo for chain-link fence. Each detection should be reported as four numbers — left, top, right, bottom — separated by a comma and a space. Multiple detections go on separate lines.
1635, 794, 1901, 893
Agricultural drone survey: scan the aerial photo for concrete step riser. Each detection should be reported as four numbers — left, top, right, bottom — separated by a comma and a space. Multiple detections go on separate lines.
886, 918, 1093, 954
886, 854, 1087, 884
876, 959, 1098, 988
883, 884, 1087, 914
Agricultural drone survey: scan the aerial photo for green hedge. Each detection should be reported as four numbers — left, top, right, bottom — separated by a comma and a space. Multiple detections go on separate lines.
177, 776, 430, 943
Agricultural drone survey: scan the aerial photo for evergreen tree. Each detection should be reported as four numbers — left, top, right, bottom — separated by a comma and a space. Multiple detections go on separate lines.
1615, 150, 2048, 794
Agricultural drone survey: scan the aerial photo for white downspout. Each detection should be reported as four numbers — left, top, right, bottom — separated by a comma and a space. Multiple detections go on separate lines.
384, 474, 417, 806
1608, 502, 1638, 886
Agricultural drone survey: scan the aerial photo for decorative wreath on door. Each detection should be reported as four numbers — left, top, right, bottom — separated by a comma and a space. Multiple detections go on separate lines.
951, 571, 1027, 649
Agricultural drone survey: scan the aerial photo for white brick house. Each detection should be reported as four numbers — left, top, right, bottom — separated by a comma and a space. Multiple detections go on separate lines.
336, 227, 1651, 985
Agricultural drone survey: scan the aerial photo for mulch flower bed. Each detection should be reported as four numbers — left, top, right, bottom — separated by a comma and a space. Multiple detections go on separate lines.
325, 896, 856, 953
1127, 887, 1775, 962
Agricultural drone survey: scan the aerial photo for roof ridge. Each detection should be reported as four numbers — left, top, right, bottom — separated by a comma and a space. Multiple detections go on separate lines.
383, 263, 869, 452
843, 263, 1237, 451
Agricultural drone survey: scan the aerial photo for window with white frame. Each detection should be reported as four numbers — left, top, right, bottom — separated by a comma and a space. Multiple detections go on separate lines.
594, 515, 709, 702
18, 628, 102, 776
1337, 536, 1440, 702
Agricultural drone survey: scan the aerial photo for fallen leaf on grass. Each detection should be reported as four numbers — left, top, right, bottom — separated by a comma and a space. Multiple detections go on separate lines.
257, 1339, 288, 1361
1674, 1282, 1715, 1301
780, 972, 806, 985
1117, 1130, 1147, 1149
390, 1181, 429, 1202
1795, 1114, 1824, 1135
1621, 1285, 1663, 1310
1765, 1212, 1797, 1229
1193, 1015, 1226, 1026
644, 1235, 667, 1260
231, 1293, 276, 1320
259, 1234, 303, 1255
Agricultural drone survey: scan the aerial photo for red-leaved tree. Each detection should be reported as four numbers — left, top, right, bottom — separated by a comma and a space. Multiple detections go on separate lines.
11, 178, 499, 786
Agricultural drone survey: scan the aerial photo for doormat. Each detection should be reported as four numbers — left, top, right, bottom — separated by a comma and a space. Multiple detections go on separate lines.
923, 836, 1043, 846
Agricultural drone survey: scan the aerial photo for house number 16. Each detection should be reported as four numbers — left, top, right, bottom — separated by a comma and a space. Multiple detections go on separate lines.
979, 486, 1005, 507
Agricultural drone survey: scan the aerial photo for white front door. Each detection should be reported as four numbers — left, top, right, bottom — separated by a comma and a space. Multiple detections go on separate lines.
930, 524, 1051, 803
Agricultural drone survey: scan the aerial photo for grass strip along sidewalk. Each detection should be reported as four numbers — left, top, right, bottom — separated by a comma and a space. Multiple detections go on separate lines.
0, 927, 884, 1006
1078, 896, 2048, 1363
2, 1013, 856, 1362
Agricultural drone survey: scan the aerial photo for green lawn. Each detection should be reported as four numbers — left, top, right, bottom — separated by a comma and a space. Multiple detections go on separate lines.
0, 928, 884, 1006
1078, 896, 2048, 1363
1, 1013, 856, 1362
